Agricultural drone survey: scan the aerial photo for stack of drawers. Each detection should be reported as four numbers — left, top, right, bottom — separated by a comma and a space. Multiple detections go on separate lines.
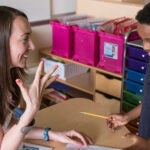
121, 39, 150, 132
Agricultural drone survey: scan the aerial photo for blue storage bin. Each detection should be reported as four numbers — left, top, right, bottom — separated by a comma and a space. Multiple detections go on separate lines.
124, 79, 144, 95
125, 68, 145, 84
126, 57, 147, 73
126, 45, 150, 62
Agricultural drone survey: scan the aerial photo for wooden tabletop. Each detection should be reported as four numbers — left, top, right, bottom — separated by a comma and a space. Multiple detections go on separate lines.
26, 98, 133, 149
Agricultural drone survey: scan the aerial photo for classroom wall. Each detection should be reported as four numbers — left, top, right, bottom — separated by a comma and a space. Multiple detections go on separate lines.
76, 0, 143, 19
0, 0, 75, 67
0, 0, 144, 67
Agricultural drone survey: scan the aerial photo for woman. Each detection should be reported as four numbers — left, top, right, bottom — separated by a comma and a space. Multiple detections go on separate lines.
0, 6, 92, 149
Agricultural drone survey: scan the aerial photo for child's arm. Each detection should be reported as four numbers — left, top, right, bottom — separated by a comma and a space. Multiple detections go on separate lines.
125, 104, 142, 122
107, 104, 142, 131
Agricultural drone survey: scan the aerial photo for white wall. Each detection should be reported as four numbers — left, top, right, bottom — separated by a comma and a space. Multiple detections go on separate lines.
0, 0, 76, 67
0, 0, 51, 22
52, 0, 75, 15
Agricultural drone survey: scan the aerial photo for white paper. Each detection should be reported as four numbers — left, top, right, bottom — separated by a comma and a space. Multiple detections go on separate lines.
64, 144, 121, 150
18, 142, 53, 150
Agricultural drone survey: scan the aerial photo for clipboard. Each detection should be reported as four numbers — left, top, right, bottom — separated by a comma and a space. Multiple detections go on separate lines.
65, 144, 121, 150
18, 142, 53, 150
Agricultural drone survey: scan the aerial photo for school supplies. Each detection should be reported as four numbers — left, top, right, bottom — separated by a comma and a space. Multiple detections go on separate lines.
80, 112, 108, 120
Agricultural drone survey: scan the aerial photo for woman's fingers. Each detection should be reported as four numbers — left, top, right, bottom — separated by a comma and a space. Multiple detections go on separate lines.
44, 74, 59, 88
32, 62, 58, 93
33, 60, 44, 85
43, 88, 55, 95
41, 65, 58, 90
15, 79, 28, 100
65, 130, 92, 146
42, 65, 58, 82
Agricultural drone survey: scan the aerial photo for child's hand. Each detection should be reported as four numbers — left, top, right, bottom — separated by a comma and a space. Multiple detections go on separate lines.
107, 113, 129, 131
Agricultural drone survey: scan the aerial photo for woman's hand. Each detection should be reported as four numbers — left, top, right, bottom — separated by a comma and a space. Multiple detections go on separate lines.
107, 113, 129, 131
122, 133, 150, 150
16, 61, 58, 112
49, 130, 93, 147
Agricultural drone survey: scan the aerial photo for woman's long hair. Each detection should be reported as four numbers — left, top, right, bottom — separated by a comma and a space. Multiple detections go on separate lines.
0, 6, 28, 124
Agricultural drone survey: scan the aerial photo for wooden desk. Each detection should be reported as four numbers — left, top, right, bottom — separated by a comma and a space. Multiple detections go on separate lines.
26, 98, 132, 149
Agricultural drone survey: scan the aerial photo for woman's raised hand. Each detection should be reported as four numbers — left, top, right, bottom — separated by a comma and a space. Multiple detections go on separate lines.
15, 61, 58, 112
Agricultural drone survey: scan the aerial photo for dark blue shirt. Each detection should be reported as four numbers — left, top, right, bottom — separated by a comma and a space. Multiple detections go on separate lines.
139, 60, 150, 138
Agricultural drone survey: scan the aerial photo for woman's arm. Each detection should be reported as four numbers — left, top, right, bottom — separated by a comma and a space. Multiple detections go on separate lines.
25, 127, 92, 146
0, 62, 58, 150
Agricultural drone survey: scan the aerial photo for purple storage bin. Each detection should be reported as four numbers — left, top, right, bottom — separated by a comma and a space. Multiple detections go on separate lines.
72, 26, 99, 66
50, 21, 75, 58
126, 57, 147, 73
126, 45, 150, 62
97, 31, 124, 74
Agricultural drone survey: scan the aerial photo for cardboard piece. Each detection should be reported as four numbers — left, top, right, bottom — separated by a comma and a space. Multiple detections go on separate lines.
33, 98, 133, 149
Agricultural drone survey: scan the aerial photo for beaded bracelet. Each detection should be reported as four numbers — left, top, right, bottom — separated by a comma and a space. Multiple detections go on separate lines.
42, 128, 51, 141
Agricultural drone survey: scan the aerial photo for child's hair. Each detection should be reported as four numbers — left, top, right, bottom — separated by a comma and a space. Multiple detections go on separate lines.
136, 2, 150, 25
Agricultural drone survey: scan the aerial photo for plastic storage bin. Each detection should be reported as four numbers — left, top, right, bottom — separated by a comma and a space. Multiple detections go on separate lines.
73, 26, 99, 66
126, 57, 147, 73
124, 79, 143, 95
126, 45, 150, 62
97, 31, 124, 74
125, 68, 145, 84
43, 58, 89, 80
122, 101, 136, 112
123, 90, 142, 105
50, 21, 75, 58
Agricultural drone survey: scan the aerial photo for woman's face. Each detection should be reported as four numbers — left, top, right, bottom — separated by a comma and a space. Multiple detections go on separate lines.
9, 16, 35, 68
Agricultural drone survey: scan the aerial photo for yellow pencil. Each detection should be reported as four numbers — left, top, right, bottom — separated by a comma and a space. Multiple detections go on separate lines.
80, 112, 108, 120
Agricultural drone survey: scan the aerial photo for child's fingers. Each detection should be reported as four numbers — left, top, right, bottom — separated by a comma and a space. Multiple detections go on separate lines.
122, 133, 138, 143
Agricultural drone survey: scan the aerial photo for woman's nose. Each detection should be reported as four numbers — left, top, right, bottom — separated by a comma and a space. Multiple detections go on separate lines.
28, 39, 35, 51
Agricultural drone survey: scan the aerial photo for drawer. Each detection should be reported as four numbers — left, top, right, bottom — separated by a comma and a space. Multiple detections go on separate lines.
95, 92, 120, 112
122, 101, 136, 112
125, 68, 145, 85
96, 73, 121, 98
126, 57, 147, 73
95, 92, 119, 103
123, 90, 142, 106
126, 45, 150, 62
124, 79, 143, 95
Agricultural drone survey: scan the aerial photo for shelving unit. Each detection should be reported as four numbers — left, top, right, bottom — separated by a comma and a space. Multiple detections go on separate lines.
40, 48, 122, 78
40, 48, 122, 102
38, 0, 143, 105
120, 39, 149, 133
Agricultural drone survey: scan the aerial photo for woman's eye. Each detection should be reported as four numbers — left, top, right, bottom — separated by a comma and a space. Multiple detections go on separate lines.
23, 37, 28, 43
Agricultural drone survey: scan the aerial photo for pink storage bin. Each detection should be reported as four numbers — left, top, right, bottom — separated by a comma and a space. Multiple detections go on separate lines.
73, 26, 99, 66
97, 31, 124, 74
50, 21, 75, 58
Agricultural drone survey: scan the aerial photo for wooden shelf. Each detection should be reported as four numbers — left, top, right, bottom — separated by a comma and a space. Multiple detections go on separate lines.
40, 48, 122, 79
57, 72, 95, 95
